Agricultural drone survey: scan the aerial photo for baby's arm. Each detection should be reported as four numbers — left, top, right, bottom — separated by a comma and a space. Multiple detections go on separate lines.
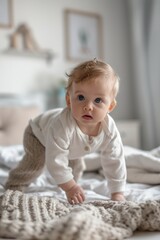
59, 179, 85, 204
111, 192, 125, 201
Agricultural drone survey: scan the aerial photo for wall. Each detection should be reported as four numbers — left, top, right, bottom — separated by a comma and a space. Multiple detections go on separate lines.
0, 0, 133, 119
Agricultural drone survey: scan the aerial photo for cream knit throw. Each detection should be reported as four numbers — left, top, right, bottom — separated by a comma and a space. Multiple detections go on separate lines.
0, 190, 160, 240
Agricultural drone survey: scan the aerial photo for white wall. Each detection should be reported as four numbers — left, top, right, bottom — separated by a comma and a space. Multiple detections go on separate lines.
0, 0, 133, 119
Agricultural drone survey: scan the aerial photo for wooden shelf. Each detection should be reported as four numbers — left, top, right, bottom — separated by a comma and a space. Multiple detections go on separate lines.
2, 48, 55, 64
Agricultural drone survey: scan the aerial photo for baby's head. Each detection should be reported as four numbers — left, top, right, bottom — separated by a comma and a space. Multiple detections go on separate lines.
65, 59, 120, 134
66, 58, 120, 99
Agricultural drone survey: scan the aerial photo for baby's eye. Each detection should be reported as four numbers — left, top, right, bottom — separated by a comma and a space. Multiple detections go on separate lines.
94, 98, 102, 103
78, 95, 85, 101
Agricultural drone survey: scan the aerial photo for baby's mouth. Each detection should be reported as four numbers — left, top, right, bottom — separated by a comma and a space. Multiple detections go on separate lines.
82, 115, 93, 120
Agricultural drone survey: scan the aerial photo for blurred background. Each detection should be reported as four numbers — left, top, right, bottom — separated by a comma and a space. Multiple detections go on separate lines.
0, 0, 159, 150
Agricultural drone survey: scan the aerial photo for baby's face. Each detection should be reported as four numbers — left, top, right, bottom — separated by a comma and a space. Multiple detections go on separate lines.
67, 77, 115, 134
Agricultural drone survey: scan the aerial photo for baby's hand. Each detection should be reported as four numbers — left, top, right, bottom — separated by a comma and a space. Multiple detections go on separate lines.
66, 184, 85, 204
111, 192, 125, 201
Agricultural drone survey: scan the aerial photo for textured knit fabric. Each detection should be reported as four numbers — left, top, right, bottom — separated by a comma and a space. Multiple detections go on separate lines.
5, 124, 45, 191
30, 107, 126, 193
0, 190, 160, 240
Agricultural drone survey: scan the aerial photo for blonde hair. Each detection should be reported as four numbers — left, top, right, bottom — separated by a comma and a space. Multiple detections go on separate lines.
66, 59, 120, 98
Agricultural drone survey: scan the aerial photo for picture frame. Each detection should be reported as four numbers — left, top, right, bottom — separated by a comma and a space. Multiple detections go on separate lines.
64, 9, 103, 61
0, 0, 13, 28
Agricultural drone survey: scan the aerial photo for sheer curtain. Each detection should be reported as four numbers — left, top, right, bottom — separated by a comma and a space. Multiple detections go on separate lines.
127, 0, 160, 150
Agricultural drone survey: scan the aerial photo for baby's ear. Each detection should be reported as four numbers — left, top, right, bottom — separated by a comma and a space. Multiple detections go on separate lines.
66, 92, 71, 107
108, 99, 117, 113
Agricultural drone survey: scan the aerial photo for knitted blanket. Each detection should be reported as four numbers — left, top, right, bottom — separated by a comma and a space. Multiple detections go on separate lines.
0, 190, 160, 240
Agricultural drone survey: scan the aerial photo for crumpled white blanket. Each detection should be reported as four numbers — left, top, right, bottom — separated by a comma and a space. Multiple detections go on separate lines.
124, 146, 160, 184
84, 146, 160, 185
0, 145, 24, 186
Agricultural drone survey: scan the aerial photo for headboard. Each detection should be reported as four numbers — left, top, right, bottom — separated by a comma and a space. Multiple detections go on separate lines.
0, 94, 43, 146
0, 105, 41, 146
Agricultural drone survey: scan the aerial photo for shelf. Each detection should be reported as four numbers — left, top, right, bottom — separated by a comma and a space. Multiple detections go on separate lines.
2, 48, 55, 64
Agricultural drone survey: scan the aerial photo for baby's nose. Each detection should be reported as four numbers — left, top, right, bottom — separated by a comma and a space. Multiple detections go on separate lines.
83, 101, 93, 111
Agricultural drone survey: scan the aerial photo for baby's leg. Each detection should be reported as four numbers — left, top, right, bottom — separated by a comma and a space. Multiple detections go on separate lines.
69, 158, 86, 182
5, 125, 45, 192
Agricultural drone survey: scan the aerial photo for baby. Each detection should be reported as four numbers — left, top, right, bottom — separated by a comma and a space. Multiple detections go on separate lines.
5, 59, 126, 204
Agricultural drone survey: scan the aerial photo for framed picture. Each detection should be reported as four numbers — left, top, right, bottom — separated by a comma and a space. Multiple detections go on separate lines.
64, 9, 103, 61
0, 0, 13, 28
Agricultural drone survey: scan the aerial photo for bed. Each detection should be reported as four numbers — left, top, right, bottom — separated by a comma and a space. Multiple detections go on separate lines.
0, 95, 160, 240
